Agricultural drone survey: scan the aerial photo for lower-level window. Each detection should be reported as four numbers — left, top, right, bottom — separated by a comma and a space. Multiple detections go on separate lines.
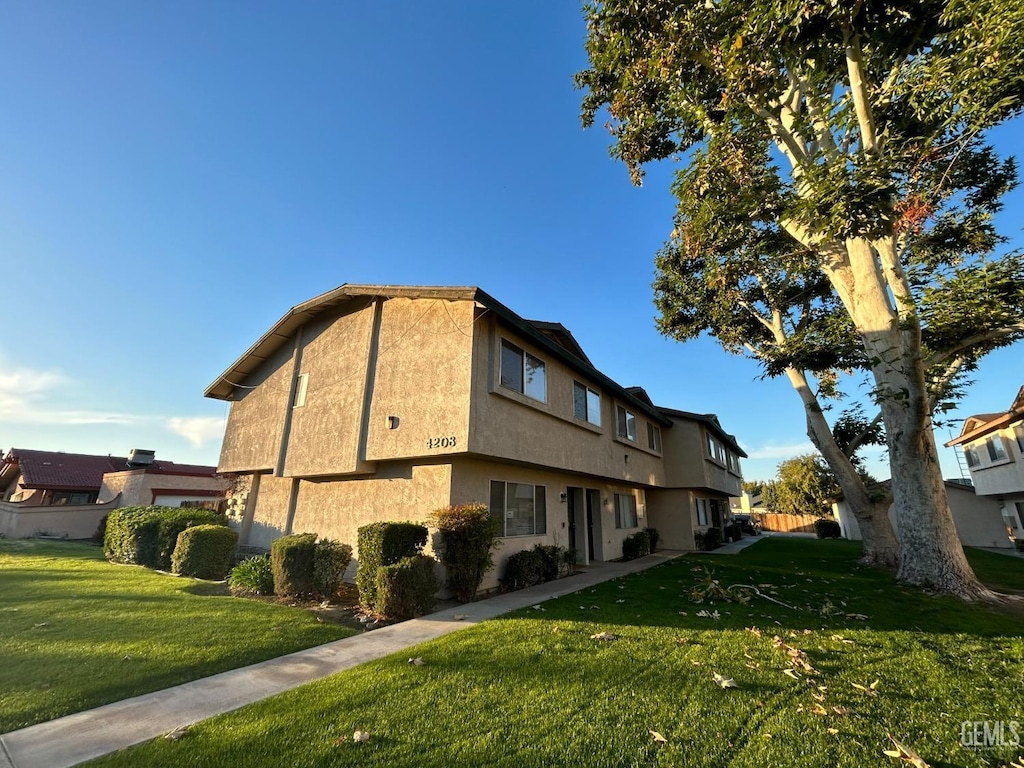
490, 480, 547, 537
615, 493, 638, 529
696, 498, 710, 526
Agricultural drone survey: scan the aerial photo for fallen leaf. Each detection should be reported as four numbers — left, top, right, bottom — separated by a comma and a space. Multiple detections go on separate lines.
408, 657, 424, 666
353, 730, 371, 743
165, 725, 190, 742
590, 631, 618, 641
832, 706, 849, 716
713, 673, 739, 689
453, 614, 467, 621
649, 730, 668, 743
783, 669, 801, 679
828, 728, 839, 735
883, 734, 929, 767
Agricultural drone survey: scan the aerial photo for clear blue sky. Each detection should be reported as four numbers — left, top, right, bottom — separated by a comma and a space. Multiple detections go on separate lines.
0, 2, 1020, 482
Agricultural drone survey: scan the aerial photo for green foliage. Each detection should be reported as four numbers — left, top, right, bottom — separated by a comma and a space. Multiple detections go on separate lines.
271, 533, 318, 597
374, 555, 439, 620
313, 540, 353, 599
761, 455, 842, 517
645, 527, 660, 554
430, 503, 501, 602
91, 515, 108, 545
104, 506, 226, 569
228, 555, 275, 597
723, 523, 742, 542
695, 527, 723, 552
621, 531, 651, 560
171, 525, 238, 580
814, 518, 843, 539
500, 545, 572, 591
356, 522, 428, 611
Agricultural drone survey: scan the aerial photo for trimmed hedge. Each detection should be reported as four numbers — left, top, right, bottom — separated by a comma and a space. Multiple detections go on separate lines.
171, 525, 238, 580
271, 533, 318, 597
814, 518, 842, 539
695, 527, 723, 552
356, 522, 428, 611
622, 530, 651, 560
104, 506, 226, 568
229, 555, 275, 596
313, 539, 353, 599
375, 555, 439, 620
500, 545, 572, 592
724, 523, 742, 542
430, 504, 501, 603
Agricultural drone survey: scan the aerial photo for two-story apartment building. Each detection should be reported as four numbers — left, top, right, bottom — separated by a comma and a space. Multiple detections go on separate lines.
945, 385, 1024, 539
206, 285, 745, 587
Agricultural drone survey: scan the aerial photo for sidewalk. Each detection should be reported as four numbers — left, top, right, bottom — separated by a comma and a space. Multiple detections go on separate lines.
0, 550, 684, 768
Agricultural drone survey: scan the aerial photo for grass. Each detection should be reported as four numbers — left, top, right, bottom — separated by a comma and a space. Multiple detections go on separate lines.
85, 538, 1023, 768
0, 539, 355, 733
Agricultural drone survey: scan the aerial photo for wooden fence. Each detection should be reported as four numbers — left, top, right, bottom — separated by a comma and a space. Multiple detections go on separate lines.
750, 512, 819, 533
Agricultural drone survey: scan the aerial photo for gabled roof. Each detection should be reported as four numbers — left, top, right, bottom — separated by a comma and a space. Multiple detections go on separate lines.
204, 283, 672, 426
655, 407, 748, 458
0, 448, 219, 491
944, 385, 1024, 447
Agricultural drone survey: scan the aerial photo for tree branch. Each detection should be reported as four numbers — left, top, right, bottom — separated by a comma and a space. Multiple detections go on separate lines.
846, 410, 884, 457
924, 322, 1024, 369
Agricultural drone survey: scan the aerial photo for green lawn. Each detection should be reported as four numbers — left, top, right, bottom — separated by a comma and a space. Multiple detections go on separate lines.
85, 539, 1023, 768
0, 539, 355, 733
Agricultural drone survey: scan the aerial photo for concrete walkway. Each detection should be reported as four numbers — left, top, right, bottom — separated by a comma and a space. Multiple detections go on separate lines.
701, 532, 769, 555
0, 550, 685, 768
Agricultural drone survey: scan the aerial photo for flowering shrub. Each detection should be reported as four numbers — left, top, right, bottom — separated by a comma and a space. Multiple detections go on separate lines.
430, 504, 501, 602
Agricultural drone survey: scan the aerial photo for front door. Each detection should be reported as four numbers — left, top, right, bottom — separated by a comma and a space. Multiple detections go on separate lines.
586, 488, 602, 561
567, 488, 578, 556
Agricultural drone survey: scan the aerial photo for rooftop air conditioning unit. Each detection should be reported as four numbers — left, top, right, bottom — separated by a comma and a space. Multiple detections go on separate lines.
127, 449, 156, 467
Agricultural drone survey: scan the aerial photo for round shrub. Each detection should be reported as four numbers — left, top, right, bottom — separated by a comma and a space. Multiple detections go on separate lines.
375, 554, 439, 620
501, 549, 545, 591
229, 555, 275, 596
356, 522, 428, 611
814, 518, 842, 539
622, 530, 651, 560
171, 524, 238, 580
430, 503, 501, 602
271, 533, 318, 597
313, 539, 353, 599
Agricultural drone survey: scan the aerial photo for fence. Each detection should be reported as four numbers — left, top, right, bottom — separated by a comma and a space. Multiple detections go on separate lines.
750, 512, 819, 533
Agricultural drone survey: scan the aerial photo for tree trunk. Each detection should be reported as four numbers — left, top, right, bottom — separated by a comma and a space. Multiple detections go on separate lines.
785, 367, 900, 568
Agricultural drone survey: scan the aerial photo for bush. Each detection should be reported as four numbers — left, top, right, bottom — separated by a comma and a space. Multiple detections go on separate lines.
430, 504, 501, 603
155, 508, 227, 570
91, 515, 108, 545
356, 522, 428, 611
814, 518, 842, 539
313, 539, 353, 599
500, 545, 573, 591
645, 527, 660, 554
622, 530, 652, 560
271, 533, 318, 597
697, 527, 723, 551
229, 555, 275, 596
104, 506, 225, 568
171, 525, 238, 580
724, 523, 742, 542
1015, 538, 1024, 552
375, 555, 439, 620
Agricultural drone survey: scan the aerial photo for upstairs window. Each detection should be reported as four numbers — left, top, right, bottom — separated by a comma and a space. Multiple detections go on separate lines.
706, 434, 725, 463
964, 446, 980, 467
573, 382, 602, 426
615, 493, 638, 528
986, 437, 1007, 462
1015, 426, 1024, 453
616, 405, 637, 442
647, 422, 662, 453
489, 480, 546, 537
696, 498, 710, 526
500, 340, 546, 402
293, 373, 309, 407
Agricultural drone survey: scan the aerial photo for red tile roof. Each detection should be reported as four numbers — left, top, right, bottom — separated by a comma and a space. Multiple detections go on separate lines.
2, 449, 218, 491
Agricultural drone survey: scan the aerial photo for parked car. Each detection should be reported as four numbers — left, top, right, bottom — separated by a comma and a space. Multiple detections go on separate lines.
731, 514, 761, 536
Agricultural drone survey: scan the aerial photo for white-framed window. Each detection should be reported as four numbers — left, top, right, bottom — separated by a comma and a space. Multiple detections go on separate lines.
489, 480, 547, 537
647, 422, 662, 453
964, 445, 980, 468
500, 339, 546, 402
616, 405, 637, 442
573, 381, 601, 426
706, 434, 726, 463
696, 498, 710, 526
615, 493, 638, 529
293, 373, 309, 408
1015, 425, 1024, 453
986, 437, 1008, 462
727, 452, 740, 473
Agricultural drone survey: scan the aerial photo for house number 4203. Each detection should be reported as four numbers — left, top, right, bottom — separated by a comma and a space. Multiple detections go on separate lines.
427, 436, 457, 449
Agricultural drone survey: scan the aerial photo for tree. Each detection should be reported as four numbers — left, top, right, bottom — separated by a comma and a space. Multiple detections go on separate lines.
761, 454, 842, 517
578, 0, 1024, 597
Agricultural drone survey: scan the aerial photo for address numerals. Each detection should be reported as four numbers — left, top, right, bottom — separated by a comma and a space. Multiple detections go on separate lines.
427, 436, 457, 449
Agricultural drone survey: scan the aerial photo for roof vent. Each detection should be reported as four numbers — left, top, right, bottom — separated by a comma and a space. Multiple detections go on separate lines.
127, 449, 156, 467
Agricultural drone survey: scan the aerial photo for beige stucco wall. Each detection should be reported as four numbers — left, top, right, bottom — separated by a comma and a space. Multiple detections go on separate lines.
100, 471, 229, 506
467, 316, 665, 487
646, 488, 696, 551
364, 298, 473, 463
661, 417, 743, 496
964, 425, 1024, 497
245, 474, 296, 549
0, 497, 120, 539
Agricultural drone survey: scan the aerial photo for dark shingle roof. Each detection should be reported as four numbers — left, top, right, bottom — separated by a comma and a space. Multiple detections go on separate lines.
2, 449, 218, 491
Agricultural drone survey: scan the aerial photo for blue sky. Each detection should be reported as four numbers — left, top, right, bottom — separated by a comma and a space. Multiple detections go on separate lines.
0, 2, 1020, 482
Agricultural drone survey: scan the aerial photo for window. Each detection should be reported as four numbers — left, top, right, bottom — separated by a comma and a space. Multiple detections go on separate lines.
615, 493, 638, 528
696, 498, 710, 526
51, 491, 96, 506
727, 452, 740, 473
616, 405, 637, 441
706, 434, 725, 463
573, 381, 601, 426
647, 422, 662, 452
489, 480, 546, 537
986, 437, 1007, 462
293, 373, 309, 407
1015, 426, 1024, 453
964, 446, 980, 467
500, 340, 546, 401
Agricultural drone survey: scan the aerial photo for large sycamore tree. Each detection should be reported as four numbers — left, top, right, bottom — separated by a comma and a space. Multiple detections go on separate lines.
578, 0, 1024, 597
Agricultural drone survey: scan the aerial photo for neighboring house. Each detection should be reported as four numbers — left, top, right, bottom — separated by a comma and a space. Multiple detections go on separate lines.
205, 284, 745, 588
0, 448, 229, 539
944, 385, 1024, 540
834, 479, 1014, 549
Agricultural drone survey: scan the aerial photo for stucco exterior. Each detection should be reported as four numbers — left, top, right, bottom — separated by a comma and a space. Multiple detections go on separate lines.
207, 285, 746, 583
100, 469, 230, 507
